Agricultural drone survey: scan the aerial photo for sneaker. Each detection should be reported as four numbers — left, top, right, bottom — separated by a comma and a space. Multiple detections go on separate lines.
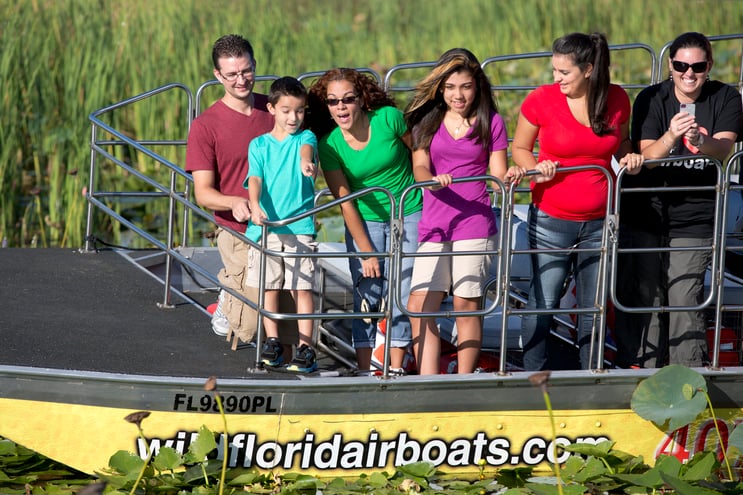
286, 344, 318, 373
210, 291, 229, 337
260, 337, 284, 367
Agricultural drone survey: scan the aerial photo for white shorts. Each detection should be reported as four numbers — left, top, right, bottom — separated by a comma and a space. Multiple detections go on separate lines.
409, 236, 496, 298
247, 233, 317, 290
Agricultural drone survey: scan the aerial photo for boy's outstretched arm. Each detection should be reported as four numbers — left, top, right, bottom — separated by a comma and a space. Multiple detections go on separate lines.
300, 144, 317, 178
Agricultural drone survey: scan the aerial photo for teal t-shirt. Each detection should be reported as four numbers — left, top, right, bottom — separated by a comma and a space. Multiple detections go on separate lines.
244, 129, 317, 242
318, 106, 422, 222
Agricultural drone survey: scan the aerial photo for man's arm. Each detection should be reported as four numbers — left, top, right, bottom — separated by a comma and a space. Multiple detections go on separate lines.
192, 169, 251, 222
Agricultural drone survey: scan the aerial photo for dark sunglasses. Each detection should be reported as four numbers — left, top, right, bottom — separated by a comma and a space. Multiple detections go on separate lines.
671, 60, 708, 74
326, 95, 358, 106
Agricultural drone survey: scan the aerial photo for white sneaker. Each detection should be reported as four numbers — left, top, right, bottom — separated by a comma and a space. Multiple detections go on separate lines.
211, 291, 229, 337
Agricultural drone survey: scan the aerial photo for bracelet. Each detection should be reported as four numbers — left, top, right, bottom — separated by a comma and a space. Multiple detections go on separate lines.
661, 135, 673, 148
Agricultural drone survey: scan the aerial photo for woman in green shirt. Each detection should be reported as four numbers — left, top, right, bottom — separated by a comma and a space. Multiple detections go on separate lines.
308, 68, 423, 373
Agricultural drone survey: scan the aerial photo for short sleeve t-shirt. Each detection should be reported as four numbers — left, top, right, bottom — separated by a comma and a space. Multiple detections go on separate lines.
185, 96, 274, 232
244, 129, 318, 242
417, 111, 508, 242
521, 83, 630, 221
625, 79, 743, 237
318, 106, 422, 222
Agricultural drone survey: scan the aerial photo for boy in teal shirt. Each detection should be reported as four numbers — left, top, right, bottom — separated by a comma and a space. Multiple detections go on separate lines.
245, 77, 318, 372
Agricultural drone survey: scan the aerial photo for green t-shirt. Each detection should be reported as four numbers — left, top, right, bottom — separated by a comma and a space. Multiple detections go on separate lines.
318, 106, 422, 222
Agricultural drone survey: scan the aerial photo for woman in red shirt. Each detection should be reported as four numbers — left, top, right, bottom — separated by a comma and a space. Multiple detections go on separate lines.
511, 32, 643, 370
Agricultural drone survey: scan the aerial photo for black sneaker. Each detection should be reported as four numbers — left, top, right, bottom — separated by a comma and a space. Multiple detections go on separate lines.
286, 344, 318, 373
260, 337, 284, 367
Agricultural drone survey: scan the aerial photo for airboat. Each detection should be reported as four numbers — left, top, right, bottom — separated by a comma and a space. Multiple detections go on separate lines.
1, 37, 743, 478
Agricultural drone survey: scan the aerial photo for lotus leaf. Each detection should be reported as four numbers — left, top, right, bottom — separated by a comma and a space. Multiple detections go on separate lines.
631, 365, 708, 431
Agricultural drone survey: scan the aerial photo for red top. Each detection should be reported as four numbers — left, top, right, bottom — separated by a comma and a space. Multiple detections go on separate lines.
521, 83, 630, 221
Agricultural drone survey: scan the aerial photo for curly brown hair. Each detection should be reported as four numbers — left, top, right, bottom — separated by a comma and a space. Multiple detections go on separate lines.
306, 68, 397, 139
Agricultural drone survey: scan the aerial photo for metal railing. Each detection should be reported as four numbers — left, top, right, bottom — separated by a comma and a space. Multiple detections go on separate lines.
84, 44, 743, 376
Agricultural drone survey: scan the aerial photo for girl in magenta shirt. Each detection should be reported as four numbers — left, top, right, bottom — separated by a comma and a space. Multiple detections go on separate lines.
405, 48, 524, 374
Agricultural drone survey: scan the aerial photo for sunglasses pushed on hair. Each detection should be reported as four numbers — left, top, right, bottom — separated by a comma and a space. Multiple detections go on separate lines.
671, 60, 708, 74
326, 95, 358, 106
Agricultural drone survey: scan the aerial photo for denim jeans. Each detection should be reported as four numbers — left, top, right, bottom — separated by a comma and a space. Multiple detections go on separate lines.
346, 210, 421, 348
520, 205, 604, 370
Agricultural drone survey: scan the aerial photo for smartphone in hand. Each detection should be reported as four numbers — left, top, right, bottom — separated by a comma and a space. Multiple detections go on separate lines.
680, 102, 696, 118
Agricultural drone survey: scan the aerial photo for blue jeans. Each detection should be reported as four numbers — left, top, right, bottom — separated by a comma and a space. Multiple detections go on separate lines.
346, 210, 421, 348
520, 205, 604, 370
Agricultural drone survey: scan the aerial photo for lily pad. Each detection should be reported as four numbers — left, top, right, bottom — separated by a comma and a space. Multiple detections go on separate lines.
631, 365, 708, 431
726, 423, 743, 458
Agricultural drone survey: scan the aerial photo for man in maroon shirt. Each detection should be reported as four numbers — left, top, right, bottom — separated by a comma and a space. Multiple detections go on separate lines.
186, 34, 294, 346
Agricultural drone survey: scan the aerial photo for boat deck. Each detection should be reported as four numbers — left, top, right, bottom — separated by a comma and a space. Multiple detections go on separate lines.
0, 247, 343, 380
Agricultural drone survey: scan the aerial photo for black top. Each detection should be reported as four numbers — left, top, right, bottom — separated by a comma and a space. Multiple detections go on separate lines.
621, 79, 743, 238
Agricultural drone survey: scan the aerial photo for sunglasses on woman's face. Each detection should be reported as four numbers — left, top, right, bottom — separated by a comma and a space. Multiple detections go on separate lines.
671, 60, 708, 74
326, 95, 358, 106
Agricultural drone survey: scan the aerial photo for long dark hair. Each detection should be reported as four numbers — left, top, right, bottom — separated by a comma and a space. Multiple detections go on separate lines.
553, 32, 611, 135
404, 48, 497, 151
305, 68, 396, 139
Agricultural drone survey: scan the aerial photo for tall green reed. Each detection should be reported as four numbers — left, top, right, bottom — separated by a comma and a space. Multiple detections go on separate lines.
2, 0, 741, 247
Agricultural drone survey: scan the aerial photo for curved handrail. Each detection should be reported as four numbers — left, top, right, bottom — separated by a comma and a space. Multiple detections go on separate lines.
610, 155, 727, 368
396, 175, 511, 318
193, 75, 282, 119
505, 165, 615, 371
255, 186, 397, 372
480, 43, 657, 92
610, 156, 724, 315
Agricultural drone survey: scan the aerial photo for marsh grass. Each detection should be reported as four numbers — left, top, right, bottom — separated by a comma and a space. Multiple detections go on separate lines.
2, 0, 741, 247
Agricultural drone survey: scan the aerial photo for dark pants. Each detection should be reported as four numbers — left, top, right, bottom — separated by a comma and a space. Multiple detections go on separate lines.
614, 227, 712, 368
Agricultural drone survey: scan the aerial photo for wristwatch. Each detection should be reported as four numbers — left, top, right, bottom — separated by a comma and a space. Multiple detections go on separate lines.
696, 133, 705, 148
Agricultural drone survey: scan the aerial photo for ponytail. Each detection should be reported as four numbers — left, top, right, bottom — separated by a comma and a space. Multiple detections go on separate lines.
553, 32, 612, 135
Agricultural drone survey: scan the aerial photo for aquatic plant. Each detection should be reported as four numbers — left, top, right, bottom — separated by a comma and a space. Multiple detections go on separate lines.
204, 376, 228, 495
123, 411, 153, 495
631, 364, 743, 483
528, 370, 564, 495
3, 0, 742, 247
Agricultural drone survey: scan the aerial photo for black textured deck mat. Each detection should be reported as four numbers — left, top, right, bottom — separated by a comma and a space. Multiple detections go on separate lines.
0, 248, 311, 380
